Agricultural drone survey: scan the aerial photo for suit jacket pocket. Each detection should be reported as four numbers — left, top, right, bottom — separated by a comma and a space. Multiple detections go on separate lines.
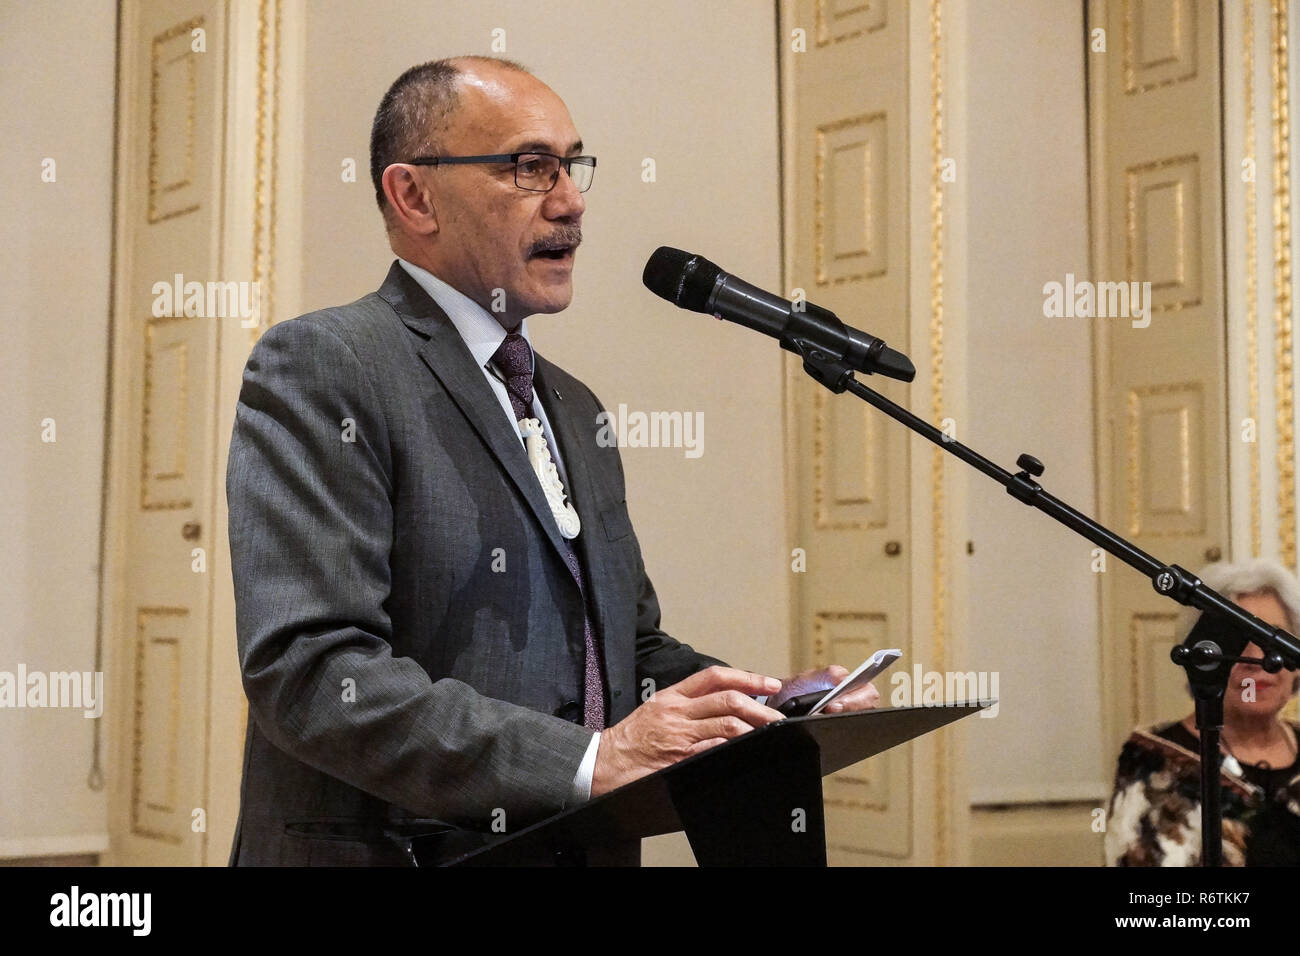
280, 818, 418, 866
600, 501, 633, 541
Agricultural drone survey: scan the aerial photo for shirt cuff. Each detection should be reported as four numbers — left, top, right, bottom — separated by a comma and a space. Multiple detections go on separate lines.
570, 731, 601, 804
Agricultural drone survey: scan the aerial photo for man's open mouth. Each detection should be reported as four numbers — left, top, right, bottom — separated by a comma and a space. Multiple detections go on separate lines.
531, 240, 579, 261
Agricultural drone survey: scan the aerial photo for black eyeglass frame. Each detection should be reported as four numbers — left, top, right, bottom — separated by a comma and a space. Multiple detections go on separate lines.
403, 152, 597, 192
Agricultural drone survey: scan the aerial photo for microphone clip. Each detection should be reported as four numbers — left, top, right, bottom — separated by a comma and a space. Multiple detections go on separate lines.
787, 337, 855, 393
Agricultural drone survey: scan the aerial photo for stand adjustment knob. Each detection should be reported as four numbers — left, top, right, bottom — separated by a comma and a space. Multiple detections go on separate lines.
1016, 454, 1045, 477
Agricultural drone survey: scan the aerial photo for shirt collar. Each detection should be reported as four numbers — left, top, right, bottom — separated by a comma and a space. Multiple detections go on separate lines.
396, 257, 532, 373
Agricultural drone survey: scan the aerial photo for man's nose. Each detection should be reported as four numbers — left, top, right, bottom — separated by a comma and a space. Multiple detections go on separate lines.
545, 166, 586, 218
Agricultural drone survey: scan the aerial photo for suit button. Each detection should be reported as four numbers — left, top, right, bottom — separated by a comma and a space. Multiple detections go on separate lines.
553, 700, 581, 723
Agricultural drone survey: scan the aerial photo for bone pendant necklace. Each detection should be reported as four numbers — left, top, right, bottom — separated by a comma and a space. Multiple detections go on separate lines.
518, 417, 581, 538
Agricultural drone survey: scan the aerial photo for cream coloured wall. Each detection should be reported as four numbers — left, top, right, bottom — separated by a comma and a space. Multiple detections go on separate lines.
295, 0, 786, 866
960, 0, 1103, 807
0, 0, 116, 857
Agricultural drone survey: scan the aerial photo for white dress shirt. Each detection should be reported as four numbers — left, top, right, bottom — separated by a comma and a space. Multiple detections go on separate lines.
397, 258, 601, 805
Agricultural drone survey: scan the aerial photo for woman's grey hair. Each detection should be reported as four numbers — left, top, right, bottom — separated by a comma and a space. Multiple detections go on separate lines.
1173, 557, 1300, 645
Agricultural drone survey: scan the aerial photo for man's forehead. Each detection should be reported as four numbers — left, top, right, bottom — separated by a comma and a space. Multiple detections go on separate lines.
448, 68, 580, 152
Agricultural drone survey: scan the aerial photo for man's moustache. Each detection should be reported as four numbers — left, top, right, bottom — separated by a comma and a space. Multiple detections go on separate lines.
529, 232, 582, 256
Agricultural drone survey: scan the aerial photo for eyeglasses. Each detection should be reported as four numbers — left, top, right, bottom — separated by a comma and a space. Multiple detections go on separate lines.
404, 152, 597, 193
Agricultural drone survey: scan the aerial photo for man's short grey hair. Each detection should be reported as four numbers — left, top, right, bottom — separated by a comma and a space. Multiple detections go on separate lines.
369, 55, 532, 215
1173, 557, 1300, 645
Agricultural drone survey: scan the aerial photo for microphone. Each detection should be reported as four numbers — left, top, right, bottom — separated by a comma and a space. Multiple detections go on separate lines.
641, 246, 915, 382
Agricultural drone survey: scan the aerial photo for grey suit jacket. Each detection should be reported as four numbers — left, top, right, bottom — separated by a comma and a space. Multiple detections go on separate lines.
225, 261, 723, 865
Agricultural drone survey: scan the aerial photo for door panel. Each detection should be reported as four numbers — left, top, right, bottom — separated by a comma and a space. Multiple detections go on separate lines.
784, 0, 916, 863
108, 0, 226, 865
1089, 0, 1229, 749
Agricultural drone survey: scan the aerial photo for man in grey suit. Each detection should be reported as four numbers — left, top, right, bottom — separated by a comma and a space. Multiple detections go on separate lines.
225, 55, 879, 866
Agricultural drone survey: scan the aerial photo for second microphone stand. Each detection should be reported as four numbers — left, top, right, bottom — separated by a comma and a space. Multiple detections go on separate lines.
791, 338, 1300, 867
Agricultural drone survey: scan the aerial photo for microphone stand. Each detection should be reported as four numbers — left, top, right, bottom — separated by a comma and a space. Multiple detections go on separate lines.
791, 339, 1300, 866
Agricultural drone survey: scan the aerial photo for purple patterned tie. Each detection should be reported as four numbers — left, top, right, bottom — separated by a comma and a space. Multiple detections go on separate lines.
491, 332, 606, 730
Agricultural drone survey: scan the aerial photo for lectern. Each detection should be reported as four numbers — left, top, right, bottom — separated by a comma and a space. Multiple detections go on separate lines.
415, 702, 989, 867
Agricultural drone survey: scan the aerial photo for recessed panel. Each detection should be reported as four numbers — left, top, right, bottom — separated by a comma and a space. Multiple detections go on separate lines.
141, 317, 193, 510
1124, 0, 1197, 93
815, 113, 887, 285
1126, 383, 1205, 536
132, 607, 186, 844
814, 388, 888, 529
1125, 155, 1202, 311
1130, 612, 1181, 728
1142, 406, 1190, 515
148, 17, 204, 223
816, 0, 886, 46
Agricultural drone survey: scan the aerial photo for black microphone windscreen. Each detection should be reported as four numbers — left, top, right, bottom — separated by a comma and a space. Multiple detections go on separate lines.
642, 246, 720, 313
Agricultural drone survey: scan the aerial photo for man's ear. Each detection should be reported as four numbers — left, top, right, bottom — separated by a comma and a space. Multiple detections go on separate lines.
381, 163, 439, 237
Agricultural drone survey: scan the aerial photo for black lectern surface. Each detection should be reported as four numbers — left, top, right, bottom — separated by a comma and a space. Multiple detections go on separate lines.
417, 701, 990, 867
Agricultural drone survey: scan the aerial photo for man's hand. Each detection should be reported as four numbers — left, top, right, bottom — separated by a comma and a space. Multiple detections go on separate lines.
590, 666, 786, 797
768, 664, 882, 714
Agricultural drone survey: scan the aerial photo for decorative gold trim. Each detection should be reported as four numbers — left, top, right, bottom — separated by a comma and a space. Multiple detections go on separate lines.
249, 0, 281, 343
140, 315, 192, 511
131, 607, 186, 845
1125, 381, 1205, 537
822, 779, 887, 812
815, 0, 887, 47
814, 112, 887, 286
1272, 0, 1296, 569
156, 52, 196, 196
1247, 0, 1263, 557
1129, 611, 1179, 727
928, 0, 948, 865
1124, 153, 1203, 311
812, 388, 885, 529
147, 17, 203, 224
1122, 0, 1198, 94
149, 343, 188, 482
830, 839, 910, 858
811, 610, 887, 660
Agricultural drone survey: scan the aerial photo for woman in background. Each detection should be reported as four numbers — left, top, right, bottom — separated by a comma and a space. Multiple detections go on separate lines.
1106, 558, 1300, 866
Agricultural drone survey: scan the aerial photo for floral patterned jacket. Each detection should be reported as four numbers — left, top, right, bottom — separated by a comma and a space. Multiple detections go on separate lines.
1105, 723, 1300, 866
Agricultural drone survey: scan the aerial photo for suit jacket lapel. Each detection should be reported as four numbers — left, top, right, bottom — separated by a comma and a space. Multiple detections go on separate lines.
532, 357, 614, 653
376, 262, 576, 578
